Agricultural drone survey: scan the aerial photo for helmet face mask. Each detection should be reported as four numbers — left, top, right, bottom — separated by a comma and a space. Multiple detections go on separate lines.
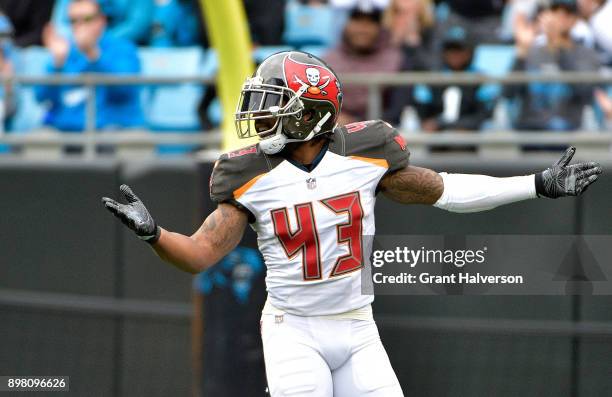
235, 76, 305, 140
234, 51, 343, 154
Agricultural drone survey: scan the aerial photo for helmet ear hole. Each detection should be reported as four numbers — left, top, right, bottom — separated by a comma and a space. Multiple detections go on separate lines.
302, 109, 316, 123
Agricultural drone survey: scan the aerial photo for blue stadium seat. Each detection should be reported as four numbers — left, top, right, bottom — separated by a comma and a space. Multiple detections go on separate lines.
200, 46, 293, 77
138, 47, 204, 131
473, 45, 516, 77
253, 46, 294, 64
473, 45, 517, 127
200, 50, 218, 79
299, 45, 330, 59
283, 1, 336, 47
10, 47, 52, 132
139, 47, 205, 154
202, 46, 293, 76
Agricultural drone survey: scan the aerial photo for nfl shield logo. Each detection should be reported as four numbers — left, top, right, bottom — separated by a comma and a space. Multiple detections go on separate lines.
306, 178, 317, 190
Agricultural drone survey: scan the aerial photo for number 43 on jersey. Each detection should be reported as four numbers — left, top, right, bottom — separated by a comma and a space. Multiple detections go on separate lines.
271, 191, 364, 281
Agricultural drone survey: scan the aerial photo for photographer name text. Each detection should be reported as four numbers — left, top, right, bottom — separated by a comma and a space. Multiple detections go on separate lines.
372, 272, 524, 285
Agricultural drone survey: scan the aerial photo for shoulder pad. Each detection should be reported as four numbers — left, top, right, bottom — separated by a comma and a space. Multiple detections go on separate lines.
330, 120, 410, 173
210, 144, 272, 204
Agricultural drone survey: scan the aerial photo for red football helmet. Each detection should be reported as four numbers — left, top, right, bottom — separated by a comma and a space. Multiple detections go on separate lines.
235, 51, 343, 154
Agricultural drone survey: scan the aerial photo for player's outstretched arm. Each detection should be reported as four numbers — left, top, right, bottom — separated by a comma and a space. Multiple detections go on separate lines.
153, 203, 247, 273
379, 165, 444, 205
379, 147, 602, 212
102, 185, 248, 274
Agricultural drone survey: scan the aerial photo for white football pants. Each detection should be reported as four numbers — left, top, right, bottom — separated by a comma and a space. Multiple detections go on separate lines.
261, 313, 404, 397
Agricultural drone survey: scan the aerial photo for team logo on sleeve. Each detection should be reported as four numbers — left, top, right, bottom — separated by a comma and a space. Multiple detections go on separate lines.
283, 56, 341, 113
394, 135, 407, 151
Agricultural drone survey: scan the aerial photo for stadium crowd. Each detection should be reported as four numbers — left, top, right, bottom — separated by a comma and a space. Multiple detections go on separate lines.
0, 0, 610, 153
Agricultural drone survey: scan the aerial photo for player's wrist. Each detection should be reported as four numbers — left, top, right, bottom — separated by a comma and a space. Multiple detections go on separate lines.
138, 225, 161, 245
534, 171, 546, 198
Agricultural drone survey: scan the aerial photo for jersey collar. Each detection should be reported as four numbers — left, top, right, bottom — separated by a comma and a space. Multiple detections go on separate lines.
283, 140, 329, 173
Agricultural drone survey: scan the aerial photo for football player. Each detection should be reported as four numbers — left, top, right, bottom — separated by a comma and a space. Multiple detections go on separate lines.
102, 52, 602, 397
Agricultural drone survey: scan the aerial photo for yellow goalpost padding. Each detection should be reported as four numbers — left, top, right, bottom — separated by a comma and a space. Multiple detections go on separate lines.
199, 0, 258, 150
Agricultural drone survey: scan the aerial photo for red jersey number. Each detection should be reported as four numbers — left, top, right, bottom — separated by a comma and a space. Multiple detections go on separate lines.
271, 192, 364, 281
271, 203, 322, 280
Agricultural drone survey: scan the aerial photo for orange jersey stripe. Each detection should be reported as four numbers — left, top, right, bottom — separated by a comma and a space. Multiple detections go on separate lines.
233, 173, 267, 199
349, 156, 389, 169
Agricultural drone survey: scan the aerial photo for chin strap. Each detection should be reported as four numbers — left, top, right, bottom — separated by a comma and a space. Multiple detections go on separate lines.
259, 122, 287, 155
260, 112, 333, 155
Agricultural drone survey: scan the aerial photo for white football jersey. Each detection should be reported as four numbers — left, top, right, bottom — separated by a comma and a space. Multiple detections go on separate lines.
210, 120, 409, 316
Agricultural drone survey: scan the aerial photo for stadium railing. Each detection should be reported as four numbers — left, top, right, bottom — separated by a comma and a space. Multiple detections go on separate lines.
0, 71, 610, 159
2, 286, 612, 337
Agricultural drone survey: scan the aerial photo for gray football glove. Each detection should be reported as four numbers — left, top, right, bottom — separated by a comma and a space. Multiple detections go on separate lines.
536, 147, 602, 199
102, 184, 160, 244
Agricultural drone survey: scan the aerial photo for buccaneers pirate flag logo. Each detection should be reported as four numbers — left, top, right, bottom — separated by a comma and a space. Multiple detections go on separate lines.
283, 56, 341, 113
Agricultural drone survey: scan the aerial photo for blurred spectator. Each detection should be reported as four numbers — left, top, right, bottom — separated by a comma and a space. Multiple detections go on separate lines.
595, 88, 612, 129
36, 0, 143, 132
512, 0, 595, 49
53, 0, 154, 44
150, 0, 204, 47
443, 0, 506, 43
578, 0, 612, 65
243, 0, 285, 46
504, 0, 600, 133
0, 0, 55, 47
324, 6, 402, 124
0, 12, 15, 131
383, 0, 435, 68
330, 0, 392, 38
416, 25, 494, 133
